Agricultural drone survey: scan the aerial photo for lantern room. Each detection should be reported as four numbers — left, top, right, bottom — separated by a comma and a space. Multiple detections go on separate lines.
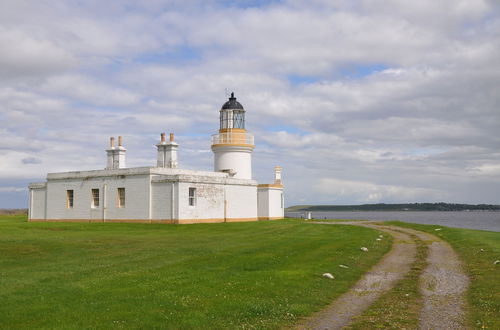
220, 92, 245, 131
211, 92, 254, 179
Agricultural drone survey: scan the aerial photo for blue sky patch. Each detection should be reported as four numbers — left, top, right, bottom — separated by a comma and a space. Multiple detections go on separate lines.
287, 74, 319, 85
135, 46, 201, 65
339, 63, 388, 78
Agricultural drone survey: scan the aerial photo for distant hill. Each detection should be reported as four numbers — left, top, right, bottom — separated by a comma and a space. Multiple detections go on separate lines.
286, 203, 500, 212
0, 209, 28, 215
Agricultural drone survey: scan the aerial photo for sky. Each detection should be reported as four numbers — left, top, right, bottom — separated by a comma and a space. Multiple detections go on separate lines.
1, 0, 499, 208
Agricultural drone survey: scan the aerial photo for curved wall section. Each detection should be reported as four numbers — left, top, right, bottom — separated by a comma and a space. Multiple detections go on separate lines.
212, 145, 253, 179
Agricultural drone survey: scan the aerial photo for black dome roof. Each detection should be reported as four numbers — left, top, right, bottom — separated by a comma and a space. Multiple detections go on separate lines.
221, 92, 244, 110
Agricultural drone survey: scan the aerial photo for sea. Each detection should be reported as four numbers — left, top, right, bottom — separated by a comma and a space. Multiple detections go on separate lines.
285, 211, 500, 232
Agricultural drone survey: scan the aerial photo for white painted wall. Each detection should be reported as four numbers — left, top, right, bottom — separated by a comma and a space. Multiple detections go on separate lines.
45, 175, 151, 220
177, 181, 225, 220
151, 182, 173, 220
257, 188, 269, 218
257, 186, 284, 219
30, 187, 46, 219
268, 188, 284, 218
30, 167, 261, 223
212, 145, 253, 179
225, 184, 257, 220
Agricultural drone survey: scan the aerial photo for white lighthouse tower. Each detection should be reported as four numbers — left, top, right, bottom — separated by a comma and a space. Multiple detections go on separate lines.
211, 93, 254, 179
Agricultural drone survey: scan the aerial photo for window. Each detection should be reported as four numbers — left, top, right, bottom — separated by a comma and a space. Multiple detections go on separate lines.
66, 190, 74, 209
91, 189, 99, 208
233, 110, 245, 129
281, 193, 284, 209
188, 187, 196, 206
117, 188, 125, 208
219, 110, 245, 130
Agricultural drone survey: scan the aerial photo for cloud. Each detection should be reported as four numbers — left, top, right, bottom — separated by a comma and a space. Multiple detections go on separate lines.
1, 0, 500, 208
21, 157, 42, 165
0, 28, 77, 79
0, 186, 25, 193
313, 177, 446, 203
41, 75, 140, 107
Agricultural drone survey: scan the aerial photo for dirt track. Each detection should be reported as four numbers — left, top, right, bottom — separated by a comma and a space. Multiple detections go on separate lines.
296, 222, 469, 329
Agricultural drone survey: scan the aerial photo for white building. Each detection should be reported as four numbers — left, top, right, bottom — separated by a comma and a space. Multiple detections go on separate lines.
28, 94, 284, 224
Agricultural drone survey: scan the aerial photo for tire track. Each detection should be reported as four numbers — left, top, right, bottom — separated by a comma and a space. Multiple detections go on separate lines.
296, 222, 469, 329
296, 226, 416, 329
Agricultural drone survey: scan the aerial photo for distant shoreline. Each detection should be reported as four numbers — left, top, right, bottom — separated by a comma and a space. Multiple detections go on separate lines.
0, 209, 28, 215
286, 210, 500, 213
286, 203, 500, 212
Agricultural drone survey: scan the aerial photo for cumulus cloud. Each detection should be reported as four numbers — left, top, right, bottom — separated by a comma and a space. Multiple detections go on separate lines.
313, 177, 446, 203
41, 75, 140, 107
0, 28, 77, 79
1, 0, 499, 207
21, 157, 42, 165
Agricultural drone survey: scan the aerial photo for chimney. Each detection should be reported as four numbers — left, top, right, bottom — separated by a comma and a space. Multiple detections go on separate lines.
156, 132, 178, 168
115, 136, 126, 168
274, 165, 282, 185
105, 136, 126, 169
106, 137, 115, 169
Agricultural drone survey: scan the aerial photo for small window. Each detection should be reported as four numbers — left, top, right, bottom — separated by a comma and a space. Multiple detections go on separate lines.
233, 110, 245, 129
117, 188, 125, 208
188, 187, 196, 206
66, 190, 74, 209
91, 189, 99, 208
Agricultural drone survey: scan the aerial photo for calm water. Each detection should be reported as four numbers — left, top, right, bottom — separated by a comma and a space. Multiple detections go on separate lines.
285, 211, 500, 232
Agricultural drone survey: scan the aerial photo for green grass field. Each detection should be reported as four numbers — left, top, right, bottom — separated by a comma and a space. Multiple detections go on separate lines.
0, 215, 390, 329
387, 221, 500, 329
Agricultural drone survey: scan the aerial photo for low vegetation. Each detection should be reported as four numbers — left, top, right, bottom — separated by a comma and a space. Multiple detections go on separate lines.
0, 215, 391, 329
388, 221, 500, 329
286, 203, 500, 212
0, 208, 27, 215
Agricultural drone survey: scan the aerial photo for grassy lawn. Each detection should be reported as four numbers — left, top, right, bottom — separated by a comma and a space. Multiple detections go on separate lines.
304, 219, 368, 222
387, 221, 500, 330
0, 215, 391, 329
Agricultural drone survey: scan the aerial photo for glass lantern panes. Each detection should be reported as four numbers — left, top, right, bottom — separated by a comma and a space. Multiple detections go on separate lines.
233, 110, 245, 129
220, 110, 245, 130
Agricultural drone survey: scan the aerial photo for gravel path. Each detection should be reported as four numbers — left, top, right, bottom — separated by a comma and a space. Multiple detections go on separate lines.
296, 222, 469, 330
399, 227, 469, 329
296, 225, 416, 329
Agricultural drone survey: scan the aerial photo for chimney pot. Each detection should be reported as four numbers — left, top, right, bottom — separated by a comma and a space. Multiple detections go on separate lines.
118, 136, 123, 147
161, 133, 166, 143
170, 133, 174, 142
110, 137, 115, 148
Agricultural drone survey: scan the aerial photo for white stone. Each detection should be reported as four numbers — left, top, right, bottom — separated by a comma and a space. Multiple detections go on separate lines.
376, 238, 382, 241
494, 260, 499, 265
322, 273, 335, 279
339, 264, 349, 268
434, 228, 442, 231
360, 247, 369, 252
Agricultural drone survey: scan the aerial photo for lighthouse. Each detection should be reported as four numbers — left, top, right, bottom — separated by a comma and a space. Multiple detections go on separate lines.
211, 93, 254, 179
28, 92, 284, 224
